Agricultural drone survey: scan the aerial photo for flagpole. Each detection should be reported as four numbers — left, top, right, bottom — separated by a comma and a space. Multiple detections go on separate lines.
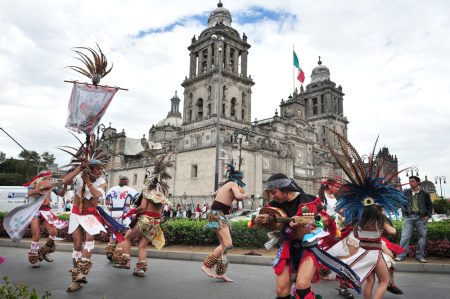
292, 45, 295, 94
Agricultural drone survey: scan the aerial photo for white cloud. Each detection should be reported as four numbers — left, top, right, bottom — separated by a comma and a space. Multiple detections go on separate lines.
1, 0, 449, 196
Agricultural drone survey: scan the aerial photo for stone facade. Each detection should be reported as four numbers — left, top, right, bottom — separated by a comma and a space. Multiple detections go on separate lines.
100, 2, 397, 204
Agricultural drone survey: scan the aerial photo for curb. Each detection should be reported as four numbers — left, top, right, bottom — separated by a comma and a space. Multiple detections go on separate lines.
1, 239, 448, 274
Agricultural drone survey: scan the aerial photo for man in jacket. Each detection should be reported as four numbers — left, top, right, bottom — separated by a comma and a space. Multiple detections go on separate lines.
396, 176, 432, 263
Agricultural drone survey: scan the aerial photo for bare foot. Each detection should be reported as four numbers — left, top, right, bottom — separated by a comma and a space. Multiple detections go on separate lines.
215, 274, 234, 282
201, 265, 217, 278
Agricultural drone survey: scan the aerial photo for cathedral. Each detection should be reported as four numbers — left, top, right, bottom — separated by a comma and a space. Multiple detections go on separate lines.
101, 2, 362, 203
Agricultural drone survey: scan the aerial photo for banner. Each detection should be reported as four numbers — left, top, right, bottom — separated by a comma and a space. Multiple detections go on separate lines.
65, 83, 117, 135
4, 194, 47, 243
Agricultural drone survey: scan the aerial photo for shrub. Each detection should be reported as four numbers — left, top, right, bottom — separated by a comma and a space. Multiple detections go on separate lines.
433, 199, 450, 215
160, 219, 268, 248
0, 275, 51, 299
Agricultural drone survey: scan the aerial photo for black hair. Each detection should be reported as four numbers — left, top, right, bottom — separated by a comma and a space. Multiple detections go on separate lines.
318, 184, 328, 204
409, 176, 421, 183
267, 173, 305, 193
359, 205, 385, 230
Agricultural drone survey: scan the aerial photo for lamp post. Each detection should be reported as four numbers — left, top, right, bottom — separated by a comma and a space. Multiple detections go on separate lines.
237, 133, 243, 171
434, 176, 446, 198
212, 34, 224, 191
406, 167, 419, 177
96, 123, 106, 144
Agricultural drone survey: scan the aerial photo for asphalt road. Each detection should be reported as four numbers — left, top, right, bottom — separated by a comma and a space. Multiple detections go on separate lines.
0, 247, 449, 299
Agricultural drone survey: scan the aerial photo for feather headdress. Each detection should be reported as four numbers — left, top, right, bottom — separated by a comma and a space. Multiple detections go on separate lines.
326, 130, 407, 225
142, 153, 173, 204
57, 133, 109, 170
68, 44, 113, 85
225, 163, 246, 188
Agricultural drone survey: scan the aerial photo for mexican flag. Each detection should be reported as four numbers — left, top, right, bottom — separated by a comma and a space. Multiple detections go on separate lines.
293, 50, 305, 83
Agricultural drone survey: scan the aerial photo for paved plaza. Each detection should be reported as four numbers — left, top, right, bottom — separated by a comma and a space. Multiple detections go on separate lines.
0, 247, 449, 299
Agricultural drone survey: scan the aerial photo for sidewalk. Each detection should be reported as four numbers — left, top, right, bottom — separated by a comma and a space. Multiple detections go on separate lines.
1, 238, 449, 274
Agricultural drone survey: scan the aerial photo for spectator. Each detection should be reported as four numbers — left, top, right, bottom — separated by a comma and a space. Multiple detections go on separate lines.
195, 203, 202, 219
396, 176, 432, 263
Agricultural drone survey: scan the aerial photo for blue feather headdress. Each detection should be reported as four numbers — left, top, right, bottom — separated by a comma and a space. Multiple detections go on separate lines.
326, 130, 407, 225
225, 163, 246, 188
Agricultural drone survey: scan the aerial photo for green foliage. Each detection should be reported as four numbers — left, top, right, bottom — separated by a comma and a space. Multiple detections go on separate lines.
40, 152, 55, 167
57, 214, 70, 221
0, 275, 51, 299
18, 150, 40, 162
433, 199, 450, 215
161, 219, 268, 248
0, 158, 38, 185
393, 219, 450, 242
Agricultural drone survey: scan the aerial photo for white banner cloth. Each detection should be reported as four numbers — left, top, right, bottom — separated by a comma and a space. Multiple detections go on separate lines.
65, 83, 117, 135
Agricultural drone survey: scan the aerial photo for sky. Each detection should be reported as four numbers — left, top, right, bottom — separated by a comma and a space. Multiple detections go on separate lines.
0, 0, 449, 196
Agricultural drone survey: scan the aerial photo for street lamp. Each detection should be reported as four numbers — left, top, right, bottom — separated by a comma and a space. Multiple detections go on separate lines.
406, 167, 419, 177
212, 34, 224, 191
434, 176, 446, 198
96, 123, 106, 144
237, 133, 243, 171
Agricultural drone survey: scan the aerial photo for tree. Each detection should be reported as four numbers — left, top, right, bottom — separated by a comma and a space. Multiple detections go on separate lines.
41, 152, 55, 167
0, 151, 5, 163
18, 150, 40, 162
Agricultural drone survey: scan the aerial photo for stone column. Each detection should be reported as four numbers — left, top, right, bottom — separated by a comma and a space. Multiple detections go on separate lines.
207, 44, 212, 70
241, 50, 248, 76
190, 53, 196, 78
225, 44, 231, 71
198, 50, 204, 74
233, 49, 239, 73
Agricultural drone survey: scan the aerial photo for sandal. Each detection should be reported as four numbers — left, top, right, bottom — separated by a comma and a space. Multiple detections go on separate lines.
337, 287, 354, 299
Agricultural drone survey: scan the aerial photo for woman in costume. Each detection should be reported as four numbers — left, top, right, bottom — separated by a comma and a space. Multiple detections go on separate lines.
4, 170, 67, 268
201, 163, 247, 282
253, 173, 359, 299
112, 155, 171, 277
325, 130, 407, 299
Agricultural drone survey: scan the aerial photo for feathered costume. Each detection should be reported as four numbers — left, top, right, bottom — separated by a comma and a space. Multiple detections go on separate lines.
112, 154, 172, 277
325, 130, 407, 285
60, 134, 127, 241
202, 163, 246, 281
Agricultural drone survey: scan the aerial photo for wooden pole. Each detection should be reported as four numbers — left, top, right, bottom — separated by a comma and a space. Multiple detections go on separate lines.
64, 80, 128, 91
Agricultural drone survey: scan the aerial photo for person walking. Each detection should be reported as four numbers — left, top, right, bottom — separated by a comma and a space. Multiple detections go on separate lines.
395, 176, 432, 263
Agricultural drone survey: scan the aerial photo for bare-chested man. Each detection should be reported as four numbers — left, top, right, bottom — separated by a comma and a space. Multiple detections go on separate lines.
63, 159, 107, 292
201, 163, 247, 282
112, 170, 169, 277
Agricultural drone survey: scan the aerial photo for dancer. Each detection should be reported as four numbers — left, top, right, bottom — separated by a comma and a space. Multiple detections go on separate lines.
64, 159, 108, 292
201, 163, 247, 282
4, 170, 67, 268
112, 155, 171, 277
326, 130, 407, 299
104, 176, 139, 261
254, 173, 359, 299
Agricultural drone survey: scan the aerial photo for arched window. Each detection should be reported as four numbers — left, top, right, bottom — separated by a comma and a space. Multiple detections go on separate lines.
196, 98, 204, 119
230, 97, 237, 117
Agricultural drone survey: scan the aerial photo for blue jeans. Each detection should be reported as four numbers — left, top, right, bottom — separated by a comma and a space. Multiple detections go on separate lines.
398, 214, 428, 259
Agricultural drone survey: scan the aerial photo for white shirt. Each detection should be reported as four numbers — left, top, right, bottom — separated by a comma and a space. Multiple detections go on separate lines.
106, 185, 139, 209
72, 174, 106, 200
324, 192, 337, 217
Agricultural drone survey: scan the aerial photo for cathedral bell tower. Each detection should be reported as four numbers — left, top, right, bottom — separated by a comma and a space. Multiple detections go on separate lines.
181, 1, 254, 125
301, 57, 348, 145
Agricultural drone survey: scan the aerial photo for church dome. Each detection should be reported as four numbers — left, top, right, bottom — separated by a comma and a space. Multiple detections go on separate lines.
310, 58, 330, 83
421, 177, 436, 193
208, 1, 232, 28
156, 116, 182, 127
